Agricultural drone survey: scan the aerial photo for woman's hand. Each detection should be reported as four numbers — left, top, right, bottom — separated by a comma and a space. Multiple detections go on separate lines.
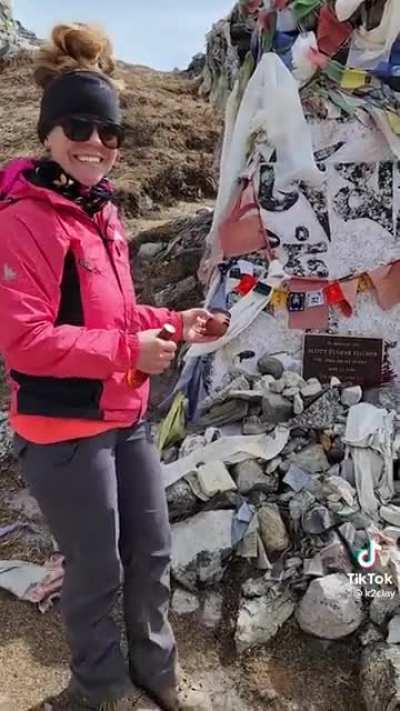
136, 329, 177, 375
181, 308, 215, 343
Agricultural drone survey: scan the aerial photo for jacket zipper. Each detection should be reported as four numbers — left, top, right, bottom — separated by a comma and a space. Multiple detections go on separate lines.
97, 227, 129, 328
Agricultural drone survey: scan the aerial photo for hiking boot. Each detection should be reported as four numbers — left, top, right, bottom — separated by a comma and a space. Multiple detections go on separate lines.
144, 678, 211, 711
33, 687, 143, 711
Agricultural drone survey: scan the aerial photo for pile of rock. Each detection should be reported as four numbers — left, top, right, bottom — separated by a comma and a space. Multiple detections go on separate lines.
160, 354, 400, 709
0, 1, 39, 61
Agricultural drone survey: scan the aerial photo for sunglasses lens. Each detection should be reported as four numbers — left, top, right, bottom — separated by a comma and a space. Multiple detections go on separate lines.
98, 124, 123, 149
62, 117, 93, 143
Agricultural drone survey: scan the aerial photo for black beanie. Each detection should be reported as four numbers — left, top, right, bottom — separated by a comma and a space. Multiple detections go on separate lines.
38, 70, 121, 143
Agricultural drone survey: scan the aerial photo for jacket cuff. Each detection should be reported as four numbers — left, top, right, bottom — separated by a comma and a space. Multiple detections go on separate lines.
127, 333, 141, 368
170, 312, 184, 342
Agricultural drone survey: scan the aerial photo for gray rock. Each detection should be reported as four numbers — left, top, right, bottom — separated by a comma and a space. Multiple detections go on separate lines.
360, 623, 384, 647
269, 378, 285, 394
138, 242, 164, 260
166, 479, 198, 522
5, 489, 43, 521
303, 555, 325, 578
198, 399, 249, 427
201, 591, 223, 630
242, 416, 269, 435
296, 574, 363, 639
288, 444, 329, 473
319, 539, 353, 574
289, 389, 344, 430
283, 386, 300, 400
301, 380, 322, 399
265, 456, 282, 474
380, 505, 400, 528
293, 393, 304, 415
341, 386, 362, 408
361, 643, 400, 710
242, 576, 271, 598
282, 371, 305, 389
388, 615, 400, 644
262, 393, 292, 424
289, 490, 316, 528
258, 504, 290, 554
257, 355, 284, 379
172, 588, 200, 615
179, 434, 206, 458
171, 510, 234, 591
231, 459, 269, 495
0, 417, 14, 465
283, 464, 313, 493
235, 588, 295, 653
301, 504, 335, 534
370, 590, 400, 626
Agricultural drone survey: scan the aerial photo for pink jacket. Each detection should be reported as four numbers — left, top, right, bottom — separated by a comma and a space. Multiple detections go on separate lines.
0, 159, 183, 424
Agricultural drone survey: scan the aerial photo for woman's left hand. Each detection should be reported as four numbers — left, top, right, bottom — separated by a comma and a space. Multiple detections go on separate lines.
181, 308, 213, 343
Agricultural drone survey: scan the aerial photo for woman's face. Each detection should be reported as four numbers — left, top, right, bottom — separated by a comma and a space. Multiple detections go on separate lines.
45, 125, 118, 187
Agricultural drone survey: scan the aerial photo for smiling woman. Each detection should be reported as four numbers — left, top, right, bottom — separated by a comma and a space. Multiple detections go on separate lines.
0, 20, 212, 711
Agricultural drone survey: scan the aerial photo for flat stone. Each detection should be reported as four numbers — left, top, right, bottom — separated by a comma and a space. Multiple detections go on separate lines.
172, 588, 200, 615
288, 444, 330, 474
283, 463, 313, 493
201, 591, 223, 630
235, 588, 295, 653
258, 504, 290, 554
302, 504, 335, 534
231, 459, 269, 495
296, 574, 363, 639
341, 386, 363, 408
301, 380, 323, 399
381, 505, 400, 527
303, 554, 325, 578
262, 393, 292, 424
198, 399, 248, 427
319, 540, 353, 574
361, 643, 400, 710
257, 355, 284, 379
171, 510, 234, 591
388, 615, 400, 644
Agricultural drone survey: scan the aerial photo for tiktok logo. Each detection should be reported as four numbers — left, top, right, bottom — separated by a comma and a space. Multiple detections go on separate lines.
356, 539, 381, 570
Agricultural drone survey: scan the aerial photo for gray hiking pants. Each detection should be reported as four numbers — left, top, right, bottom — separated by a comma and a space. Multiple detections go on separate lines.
14, 421, 177, 704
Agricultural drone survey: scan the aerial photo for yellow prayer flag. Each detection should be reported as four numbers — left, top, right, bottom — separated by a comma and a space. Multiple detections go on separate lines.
387, 111, 400, 136
270, 289, 287, 309
340, 69, 367, 90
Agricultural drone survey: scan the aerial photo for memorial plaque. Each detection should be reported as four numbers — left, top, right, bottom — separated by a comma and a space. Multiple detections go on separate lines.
303, 334, 383, 387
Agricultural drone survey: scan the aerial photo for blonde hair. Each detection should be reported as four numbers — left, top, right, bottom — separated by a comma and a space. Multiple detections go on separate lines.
34, 23, 117, 90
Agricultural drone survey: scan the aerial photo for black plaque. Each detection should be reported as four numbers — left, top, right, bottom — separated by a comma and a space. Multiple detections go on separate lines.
303, 334, 383, 387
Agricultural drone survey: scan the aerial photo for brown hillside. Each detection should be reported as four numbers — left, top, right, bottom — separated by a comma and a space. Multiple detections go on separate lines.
0, 56, 220, 219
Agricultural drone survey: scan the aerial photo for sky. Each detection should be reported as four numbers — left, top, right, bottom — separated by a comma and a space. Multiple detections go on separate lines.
14, 0, 234, 71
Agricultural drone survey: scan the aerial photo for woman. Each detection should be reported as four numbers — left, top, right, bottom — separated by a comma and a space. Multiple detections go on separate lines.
0, 24, 212, 711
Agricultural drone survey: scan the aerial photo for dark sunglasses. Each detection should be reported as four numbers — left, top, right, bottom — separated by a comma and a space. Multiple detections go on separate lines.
59, 115, 124, 149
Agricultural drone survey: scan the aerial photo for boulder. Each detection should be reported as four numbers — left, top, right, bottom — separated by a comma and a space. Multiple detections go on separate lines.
296, 574, 363, 639
235, 587, 295, 653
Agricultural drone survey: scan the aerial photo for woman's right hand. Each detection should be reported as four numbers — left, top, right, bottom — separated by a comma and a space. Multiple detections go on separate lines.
135, 329, 178, 375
